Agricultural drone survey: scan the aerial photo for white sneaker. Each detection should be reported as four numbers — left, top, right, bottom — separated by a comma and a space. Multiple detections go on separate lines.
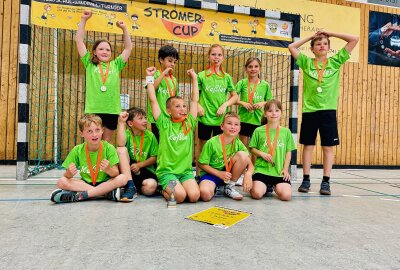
224, 184, 243, 200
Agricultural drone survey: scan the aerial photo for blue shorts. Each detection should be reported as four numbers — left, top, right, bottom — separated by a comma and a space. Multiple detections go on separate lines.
199, 174, 225, 187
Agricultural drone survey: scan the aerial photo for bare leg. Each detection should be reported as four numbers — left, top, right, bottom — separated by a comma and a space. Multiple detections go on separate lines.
322, 146, 334, 177
274, 183, 292, 201
302, 145, 315, 176
141, 178, 158, 195
250, 180, 266, 199
199, 180, 217, 202
182, 179, 200, 203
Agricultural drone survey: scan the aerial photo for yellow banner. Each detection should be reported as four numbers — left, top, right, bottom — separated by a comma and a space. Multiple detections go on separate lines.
219, 0, 360, 62
31, 0, 293, 53
186, 206, 252, 229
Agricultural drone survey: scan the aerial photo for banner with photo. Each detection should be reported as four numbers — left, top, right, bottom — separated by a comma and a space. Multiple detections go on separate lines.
219, 0, 360, 62
31, 0, 294, 53
368, 11, 400, 67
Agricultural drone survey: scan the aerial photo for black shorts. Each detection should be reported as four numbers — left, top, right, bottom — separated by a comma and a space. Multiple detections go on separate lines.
151, 123, 160, 142
239, 122, 259, 137
96, 113, 118, 130
198, 121, 222, 140
252, 173, 291, 186
300, 110, 339, 146
130, 160, 158, 189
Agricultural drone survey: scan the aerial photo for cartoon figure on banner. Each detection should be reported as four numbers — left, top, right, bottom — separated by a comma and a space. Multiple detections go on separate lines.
105, 13, 117, 29
130, 14, 140, 32
208, 22, 221, 40
249, 19, 259, 36
39, 4, 55, 24
226, 18, 239, 35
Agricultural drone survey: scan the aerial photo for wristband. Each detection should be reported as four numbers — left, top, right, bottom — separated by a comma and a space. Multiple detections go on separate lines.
146, 76, 154, 84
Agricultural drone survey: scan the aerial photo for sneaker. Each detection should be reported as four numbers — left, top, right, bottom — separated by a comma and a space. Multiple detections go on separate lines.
50, 189, 78, 203
224, 184, 243, 200
215, 185, 225, 196
120, 186, 138, 202
298, 179, 311, 193
104, 188, 121, 201
320, 181, 331, 195
266, 184, 274, 194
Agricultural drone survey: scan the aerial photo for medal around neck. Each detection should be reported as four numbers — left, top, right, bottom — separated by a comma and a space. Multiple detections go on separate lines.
101, 85, 107, 92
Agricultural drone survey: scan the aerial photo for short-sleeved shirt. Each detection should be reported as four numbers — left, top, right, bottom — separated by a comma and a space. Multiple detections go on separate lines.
198, 135, 249, 177
236, 78, 273, 125
81, 52, 126, 114
249, 125, 296, 177
296, 48, 350, 112
198, 70, 235, 126
155, 113, 197, 176
62, 141, 120, 184
147, 70, 179, 123
125, 129, 159, 174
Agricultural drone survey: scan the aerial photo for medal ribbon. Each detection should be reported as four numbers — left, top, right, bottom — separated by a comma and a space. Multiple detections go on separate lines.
206, 63, 225, 77
85, 142, 103, 186
98, 62, 110, 84
130, 129, 145, 161
265, 124, 280, 165
220, 134, 235, 172
313, 59, 327, 86
247, 78, 260, 105
160, 69, 177, 97
171, 116, 191, 135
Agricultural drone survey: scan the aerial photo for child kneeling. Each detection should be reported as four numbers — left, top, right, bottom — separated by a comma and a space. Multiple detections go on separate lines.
51, 114, 128, 203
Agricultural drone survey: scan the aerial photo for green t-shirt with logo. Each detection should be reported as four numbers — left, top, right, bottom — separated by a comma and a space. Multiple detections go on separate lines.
198, 135, 249, 177
296, 48, 350, 113
147, 70, 179, 123
62, 141, 120, 184
198, 70, 235, 126
81, 52, 126, 114
236, 78, 273, 125
125, 129, 158, 174
155, 113, 197, 176
249, 125, 296, 177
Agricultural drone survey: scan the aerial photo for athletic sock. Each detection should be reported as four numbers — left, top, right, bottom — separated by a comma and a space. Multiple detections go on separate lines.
303, 174, 310, 180
322, 176, 330, 182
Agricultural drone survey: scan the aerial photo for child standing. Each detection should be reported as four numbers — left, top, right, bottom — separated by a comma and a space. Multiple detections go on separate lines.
146, 66, 200, 204
249, 100, 296, 201
288, 31, 359, 195
148, 45, 179, 141
197, 44, 238, 174
76, 10, 132, 142
50, 114, 128, 203
236, 57, 273, 146
116, 108, 159, 202
198, 112, 254, 201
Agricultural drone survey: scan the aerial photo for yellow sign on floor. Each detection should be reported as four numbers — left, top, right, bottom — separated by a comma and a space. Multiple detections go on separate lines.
186, 206, 252, 229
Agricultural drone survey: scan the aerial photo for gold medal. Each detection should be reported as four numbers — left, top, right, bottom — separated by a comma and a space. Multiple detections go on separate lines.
317, 86, 322, 93
101, 85, 107, 92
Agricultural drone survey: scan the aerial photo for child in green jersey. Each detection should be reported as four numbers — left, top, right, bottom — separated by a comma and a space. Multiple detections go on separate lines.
148, 45, 180, 141
196, 44, 238, 176
117, 107, 159, 202
50, 114, 128, 203
249, 100, 296, 201
76, 10, 132, 142
288, 31, 358, 195
146, 66, 200, 204
236, 57, 273, 147
198, 112, 254, 201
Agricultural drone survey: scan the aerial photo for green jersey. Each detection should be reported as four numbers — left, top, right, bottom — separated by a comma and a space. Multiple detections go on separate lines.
125, 129, 159, 173
236, 78, 273, 125
198, 70, 235, 126
198, 135, 248, 177
147, 70, 179, 123
297, 48, 350, 112
155, 113, 197, 176
249, 125, 296, 177
81, 52, 126, 114
62, 141, 119, 184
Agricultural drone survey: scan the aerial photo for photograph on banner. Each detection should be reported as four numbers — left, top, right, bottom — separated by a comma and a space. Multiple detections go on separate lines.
219, 0, 360, 62
368, 11, 400, 67
31, 0, 292, 53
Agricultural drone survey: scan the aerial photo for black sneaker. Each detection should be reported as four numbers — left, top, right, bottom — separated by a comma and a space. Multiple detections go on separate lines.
320, 181, 331, 195
50, 189, 78, 203
298, 179, 311, 193
104, 188, 121, 201
266, 184, 274, 194
120, 186, 138, 202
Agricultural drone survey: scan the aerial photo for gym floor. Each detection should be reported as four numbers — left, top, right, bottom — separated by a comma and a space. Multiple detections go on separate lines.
1, 166, 399, 269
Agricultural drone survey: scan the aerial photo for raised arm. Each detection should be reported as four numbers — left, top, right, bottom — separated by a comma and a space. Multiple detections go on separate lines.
146, 67, 161, 121
116, 112, 128, 147
187, 68, 198, 118
288, 34, 315, 60
324, 31, 359, 54
75, 10, 92, 58
116, 21, 132, 62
